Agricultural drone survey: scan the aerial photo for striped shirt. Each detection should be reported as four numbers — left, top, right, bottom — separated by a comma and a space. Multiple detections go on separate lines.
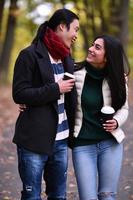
49, 54, 69, 140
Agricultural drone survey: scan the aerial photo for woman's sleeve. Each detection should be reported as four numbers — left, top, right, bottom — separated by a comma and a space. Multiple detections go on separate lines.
113, 83, 129, 127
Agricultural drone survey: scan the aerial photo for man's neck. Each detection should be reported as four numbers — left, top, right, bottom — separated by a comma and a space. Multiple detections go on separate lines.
48, 53, 62, 64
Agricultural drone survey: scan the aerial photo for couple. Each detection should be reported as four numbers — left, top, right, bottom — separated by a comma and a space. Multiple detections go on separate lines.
12, 8, 130, 200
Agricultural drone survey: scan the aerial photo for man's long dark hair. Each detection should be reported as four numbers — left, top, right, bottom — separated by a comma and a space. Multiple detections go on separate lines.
94, 35, 130, 111
32, 8, 79, 44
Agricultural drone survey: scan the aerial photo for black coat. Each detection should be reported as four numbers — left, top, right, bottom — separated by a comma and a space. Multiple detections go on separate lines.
12, 40, 77, 155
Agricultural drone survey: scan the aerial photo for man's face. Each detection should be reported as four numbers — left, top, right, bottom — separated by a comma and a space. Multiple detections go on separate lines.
56, 19, 79, 48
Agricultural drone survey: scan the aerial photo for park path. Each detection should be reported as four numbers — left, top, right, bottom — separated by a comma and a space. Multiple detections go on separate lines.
0, 84, 133, 200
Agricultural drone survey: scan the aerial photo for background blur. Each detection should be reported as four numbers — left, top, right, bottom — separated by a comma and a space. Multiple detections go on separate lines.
0, 0, 133, 83
0, 1, 133, 200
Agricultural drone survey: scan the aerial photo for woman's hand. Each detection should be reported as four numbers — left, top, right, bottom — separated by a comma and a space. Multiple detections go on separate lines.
103, 119, 118, 132
18, 104, 26, 112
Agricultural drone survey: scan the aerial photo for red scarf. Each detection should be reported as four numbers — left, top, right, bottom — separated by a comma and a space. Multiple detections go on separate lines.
43, 28, 70, 61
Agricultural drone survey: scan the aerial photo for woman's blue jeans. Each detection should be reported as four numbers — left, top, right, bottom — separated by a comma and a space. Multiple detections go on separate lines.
17, 139, 68, 200
72, 139, 123, 200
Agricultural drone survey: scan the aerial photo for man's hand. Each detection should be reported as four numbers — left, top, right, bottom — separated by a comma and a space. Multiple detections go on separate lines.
58, 79, 75, 94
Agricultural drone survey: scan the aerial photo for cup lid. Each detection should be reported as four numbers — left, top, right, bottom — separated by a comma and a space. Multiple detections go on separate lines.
101, 106, 115, 114
64, 72, 75, 79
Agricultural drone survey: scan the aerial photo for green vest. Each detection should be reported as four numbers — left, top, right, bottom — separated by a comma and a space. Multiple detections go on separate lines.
74, 63, 113, 147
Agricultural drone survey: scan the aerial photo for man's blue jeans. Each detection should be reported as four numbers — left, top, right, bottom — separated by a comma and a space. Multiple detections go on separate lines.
72, 139, 123, 200
17, 139, 68, 200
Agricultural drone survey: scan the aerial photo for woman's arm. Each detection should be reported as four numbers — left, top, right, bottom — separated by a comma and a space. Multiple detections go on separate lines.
113, 83, 129, 127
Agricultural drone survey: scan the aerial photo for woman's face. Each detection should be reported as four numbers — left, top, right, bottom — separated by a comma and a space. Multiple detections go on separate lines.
86, 38, 107, 68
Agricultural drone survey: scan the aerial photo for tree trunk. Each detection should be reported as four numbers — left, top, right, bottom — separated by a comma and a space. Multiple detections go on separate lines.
59, 0, 66, 6
96, 0, 108, 34
0, 0, 5, 54
89, 1, 96, 38
73, 0, 90, 52
109, 0, 129, 47
0, 0, 5, 33
0, 0, 19, 82
118, 0, 129, 48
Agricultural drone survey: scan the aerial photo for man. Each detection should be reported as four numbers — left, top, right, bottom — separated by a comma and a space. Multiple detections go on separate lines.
12, 8, 79, 200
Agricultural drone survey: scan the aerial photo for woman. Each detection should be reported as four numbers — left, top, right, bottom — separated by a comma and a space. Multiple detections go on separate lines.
72, 35, 130, 200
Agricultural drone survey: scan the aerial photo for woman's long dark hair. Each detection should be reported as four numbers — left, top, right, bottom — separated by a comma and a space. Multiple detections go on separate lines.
94, 35, 130, 111
32, 8, 79, 44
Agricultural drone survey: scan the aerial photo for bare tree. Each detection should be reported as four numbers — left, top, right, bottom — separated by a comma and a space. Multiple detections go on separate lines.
109, 0, 129, 47
0, 0, 19, 82
0, 0, 5, 53
119, 0, 129, 47
0, 0, 5, 33
95, 0, 109, 34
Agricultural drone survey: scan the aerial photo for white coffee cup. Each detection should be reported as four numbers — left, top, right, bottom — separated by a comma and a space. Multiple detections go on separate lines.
101, 106, 115, 123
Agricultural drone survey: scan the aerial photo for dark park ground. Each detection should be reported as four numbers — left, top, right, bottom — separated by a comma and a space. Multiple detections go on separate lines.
0, 83, 133, 200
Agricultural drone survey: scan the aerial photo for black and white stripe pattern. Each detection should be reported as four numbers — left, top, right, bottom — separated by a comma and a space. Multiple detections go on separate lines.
50, 55, 69, 140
